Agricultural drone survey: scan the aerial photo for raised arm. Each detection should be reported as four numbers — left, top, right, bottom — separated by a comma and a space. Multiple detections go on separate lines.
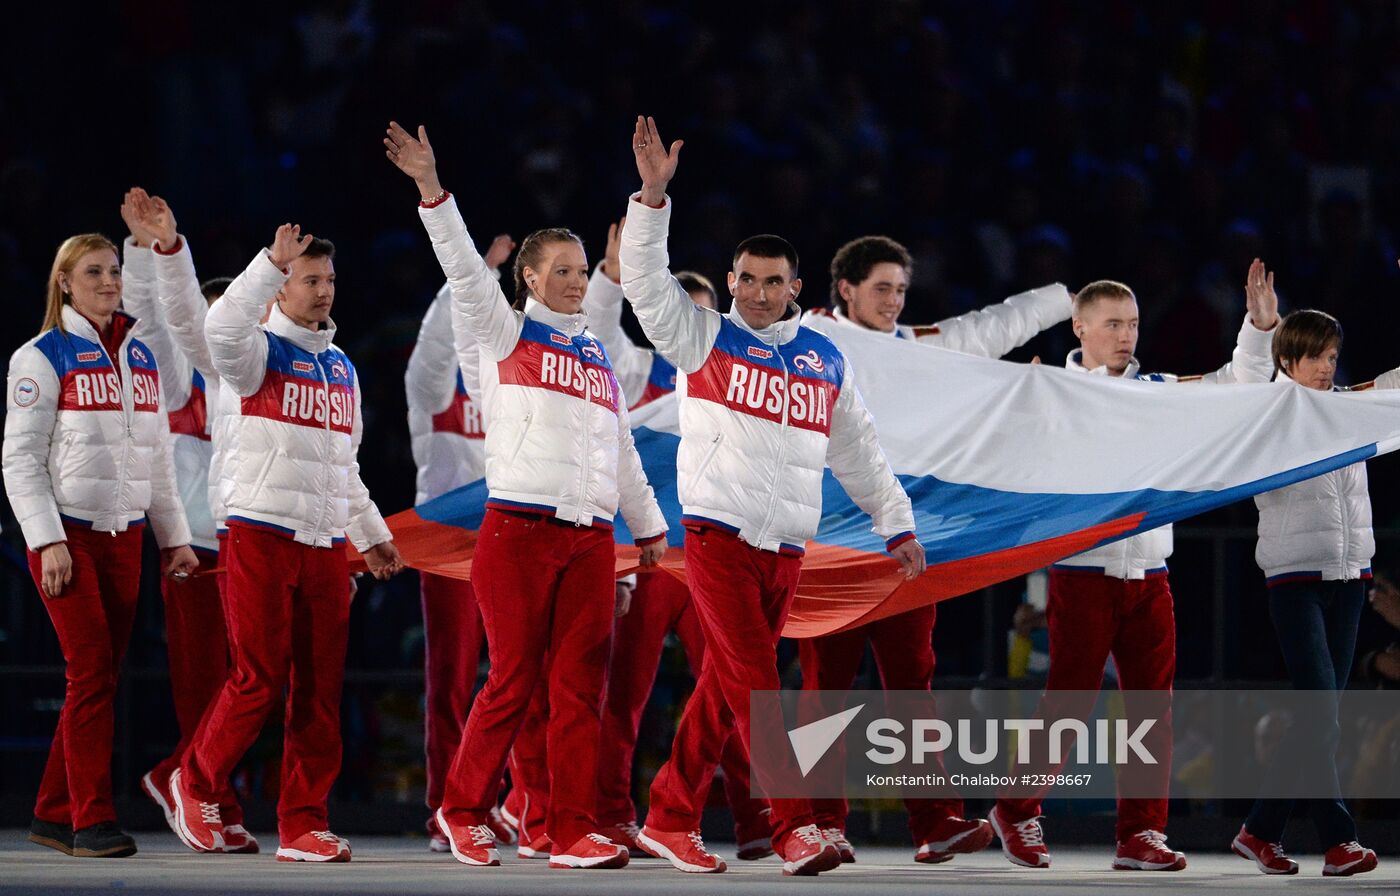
138, 193, 218, 378
121, 190, 193, 410
588, 217, 655, 406
1198, 257, 1280, 384
204, 225, 304, 396
620, 116, 720, 373
824, 358, 925, 578
913, 283, 1073, 358
385, 121, 524, 360
406, 288, 463, 417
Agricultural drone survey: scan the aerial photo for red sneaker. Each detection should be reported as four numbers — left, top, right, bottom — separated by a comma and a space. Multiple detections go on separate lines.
221, 824, 259, 854
517, 832, 553, 859
780, 825, 841, 876
1113, 830, 1186, 871
1231, 826, 1297, 875
1323, 841, 1378, 877
486, 806, 517, 845
549, 833, 630, 869
169, 769, 224, 853
140, 770, 176, 832
990, 806, 1050, 868
915, 816, 994, 864
275, 830, 351, 863
435, 809, 501, 866
821, 828, 856, 863
637, 826, 726, 873
734, 807, 774, 860
598, 821, 647, 856
426, 815, 451, 853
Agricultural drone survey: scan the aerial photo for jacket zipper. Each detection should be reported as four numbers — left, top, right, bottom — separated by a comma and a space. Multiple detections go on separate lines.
757, 335, 790, 546
1337, 469, 1352, 579
315, 351, 333, 545
575, 338, 590, 525
95, 327, 134, 535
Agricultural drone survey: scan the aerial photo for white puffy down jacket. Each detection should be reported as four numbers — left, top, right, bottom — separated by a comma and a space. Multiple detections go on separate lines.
203, 249, 391, 550
417, 194, 666, 541
407, 285, 486, 505
1054, 317, 1276, 578
122, 238, 218, 552
4, 303, 191, 551
1254, 368, 1400, 583
619, 194, 915, 555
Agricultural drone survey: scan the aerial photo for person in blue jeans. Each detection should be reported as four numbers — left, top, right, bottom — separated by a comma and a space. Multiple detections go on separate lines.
1230, 301, 1396, 877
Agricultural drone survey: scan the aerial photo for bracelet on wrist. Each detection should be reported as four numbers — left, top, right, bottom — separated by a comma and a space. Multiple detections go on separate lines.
420, 188, 448, 207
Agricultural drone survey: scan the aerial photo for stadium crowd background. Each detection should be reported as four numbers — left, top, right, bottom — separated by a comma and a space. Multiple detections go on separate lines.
2, 0, 1399, 830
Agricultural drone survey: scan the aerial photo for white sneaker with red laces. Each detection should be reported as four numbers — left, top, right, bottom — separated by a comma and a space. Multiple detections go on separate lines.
276, 830, 351, 863
1230, 826, 1297, 875
821, 828, 856, 863
1323, 841, 1378, 877
434, 809, 500, 866
549, 833, 630, 869
990, 806, 1050, 868
637, 826, 726, 873
1113, 829, 1186, 871
781, 825, 841, 876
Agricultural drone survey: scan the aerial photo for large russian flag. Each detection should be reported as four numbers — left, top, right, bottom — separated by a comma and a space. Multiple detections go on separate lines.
371, 317, 1400, 639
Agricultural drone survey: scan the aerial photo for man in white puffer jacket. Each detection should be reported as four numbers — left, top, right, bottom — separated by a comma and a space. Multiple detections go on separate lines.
171, 224, 401, 864
620, 116, 924, 878
990, 270, 1279, 874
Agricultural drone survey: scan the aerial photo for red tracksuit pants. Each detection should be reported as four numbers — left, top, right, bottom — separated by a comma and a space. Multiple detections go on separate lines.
182, 522, 350, 842
27, 523, 143, 830
599, 571, 768, 836
149, 548, 244, 823
799, 603, 962, 844
646, 527, 813, 850
441, 509, 613, 849
995, 568, 1176, 842
421, 572, 484, 813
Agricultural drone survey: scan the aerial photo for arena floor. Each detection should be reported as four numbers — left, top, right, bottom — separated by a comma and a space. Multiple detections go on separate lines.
2, 833, 1395, 895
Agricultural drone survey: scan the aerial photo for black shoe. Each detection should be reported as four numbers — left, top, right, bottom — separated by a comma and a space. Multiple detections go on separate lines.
73, 822, 137, 858
29, 818, 74, 855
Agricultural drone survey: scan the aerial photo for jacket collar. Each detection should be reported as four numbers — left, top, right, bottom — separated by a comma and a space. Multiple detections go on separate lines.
728, 301, 804, 346
265, 301, 336, 354
62, 305, 136, 349
1066, 347, 1141, 379
524, 296, 588, 337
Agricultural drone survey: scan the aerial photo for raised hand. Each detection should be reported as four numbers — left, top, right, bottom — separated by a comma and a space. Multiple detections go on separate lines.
1245, 257, 1280, 331
384, 121, 444, 201
145, 195, 180, 250
633, 116, 683, 207
120, 187, 158, 247
602, 216, 626, 282
483, 233, 517, 270
268, 223, 314, 269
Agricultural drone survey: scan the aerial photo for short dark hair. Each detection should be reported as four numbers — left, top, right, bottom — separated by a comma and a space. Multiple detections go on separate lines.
675, 270, 717, 307
733, 234, 798, 277
1074, 279, 1135, 315
200, 276, 233, 301
1273, 309, 1343, 377
828, 235, 911, 309
302, 237, 336, 260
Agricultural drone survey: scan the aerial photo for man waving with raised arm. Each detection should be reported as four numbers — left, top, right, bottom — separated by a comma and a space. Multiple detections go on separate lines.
620, 116, 924, 877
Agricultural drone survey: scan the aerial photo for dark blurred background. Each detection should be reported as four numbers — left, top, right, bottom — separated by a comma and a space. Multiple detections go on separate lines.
2, 0, 1399, 840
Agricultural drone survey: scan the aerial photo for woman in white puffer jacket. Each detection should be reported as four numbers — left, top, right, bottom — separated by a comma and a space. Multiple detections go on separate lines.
1232, 308, 1397, 878
4, 231, 197, 859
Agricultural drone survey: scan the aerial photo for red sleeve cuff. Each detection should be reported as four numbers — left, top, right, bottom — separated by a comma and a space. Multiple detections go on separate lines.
153, 237, 184, 256
419, 190, 452, 209
631, 194, 666, 210
635, 532, 667, 547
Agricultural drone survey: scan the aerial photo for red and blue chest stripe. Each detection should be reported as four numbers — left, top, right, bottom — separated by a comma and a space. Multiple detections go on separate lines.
496, 319, 620, 414
241, 331, 356, 434
37, 328, 161, 413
